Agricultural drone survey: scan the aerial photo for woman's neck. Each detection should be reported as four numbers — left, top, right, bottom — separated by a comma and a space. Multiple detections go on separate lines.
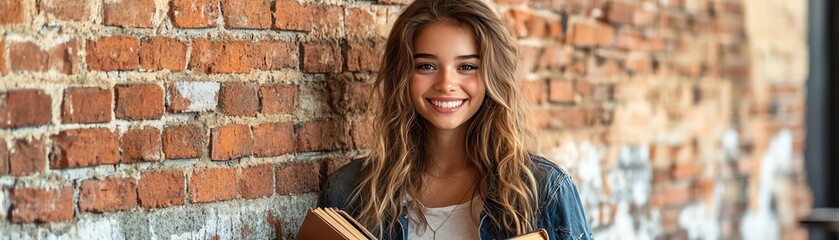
425, 125, 474, 175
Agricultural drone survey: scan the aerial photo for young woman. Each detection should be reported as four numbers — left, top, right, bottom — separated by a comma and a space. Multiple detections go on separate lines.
318, 0, 592, 239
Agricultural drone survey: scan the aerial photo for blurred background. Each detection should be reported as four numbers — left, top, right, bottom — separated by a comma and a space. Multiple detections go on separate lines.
0, 0, 830, 239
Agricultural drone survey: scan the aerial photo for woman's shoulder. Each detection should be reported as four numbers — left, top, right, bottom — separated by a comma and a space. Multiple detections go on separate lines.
527, 153, 572, 183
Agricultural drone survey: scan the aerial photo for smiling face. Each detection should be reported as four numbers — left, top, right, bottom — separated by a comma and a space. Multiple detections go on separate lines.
409, 21, 486, 132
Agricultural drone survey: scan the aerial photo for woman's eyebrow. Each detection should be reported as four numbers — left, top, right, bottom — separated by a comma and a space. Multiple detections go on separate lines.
412, 53, 481, 60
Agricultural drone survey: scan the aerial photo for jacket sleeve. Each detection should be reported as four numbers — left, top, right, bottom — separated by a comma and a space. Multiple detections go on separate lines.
544, 173, 594, 240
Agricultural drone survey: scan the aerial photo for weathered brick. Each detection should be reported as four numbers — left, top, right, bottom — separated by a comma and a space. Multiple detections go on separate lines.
521, 80, 545, 104
0, 0, 24, 24
140, 37, 188, 71
626, 52, 652, 74
211, 124, 253, 160
162, 125, 204, 159
350, 119, 373, 149
121, 127, 161, 163
61, 87, 112, 124
220, 82, 258, 117
51, 128, 119, 169
346, 40, 384, 72
9, 40, 77, 74
103, 0, 155, 27
273, 0, 313, 31
79, 177, 138, 212
346, 7, 375, 38
327, 81, 371, 115
190, 168, 238, 203
296, 120, 351, 152
38, 0, 88, 21
377, 0, 412, 4
252, 123, 293, 157
1, 89, 52, 128
87, 36, 139, 71
524, 15, 548, 39
0, 141, 8, 175
651, 184, 692, 207
115, 83, 164, 120
302, 42, 342, 73
167, 82, 220, 113
247, 41, 298, 70
138, 170, 185, 209
325, 157, 351, 175
169, 0, 218, 28
549, 79, 575, 103
275, 161, 320, 195
537, 45, 572, 70
189, 40, 250, 74
505, 9, 529, 38
239, 164, 273, 199
220, 0, 271, 29
10, 187, 74, 223
312, 5, 343, 36
9, 138, 46, 176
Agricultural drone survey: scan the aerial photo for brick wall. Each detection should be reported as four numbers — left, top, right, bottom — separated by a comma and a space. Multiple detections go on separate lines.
0, 0, 809, 239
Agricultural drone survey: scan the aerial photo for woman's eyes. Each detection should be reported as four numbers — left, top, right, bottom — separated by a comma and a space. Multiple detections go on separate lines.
414, 63, 479, 71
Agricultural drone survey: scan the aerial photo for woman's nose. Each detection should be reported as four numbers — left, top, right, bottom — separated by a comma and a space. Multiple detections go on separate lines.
434, 68, 457, 92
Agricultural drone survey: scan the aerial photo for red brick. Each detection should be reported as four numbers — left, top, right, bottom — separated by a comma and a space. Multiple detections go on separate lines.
0, 0, 24, 24
522, 80, 545, 104
346, 40, 384, 72
377, 0, 412, 4
211, 124, 253, 160
190, 168, 238, 203
166, 82, 220, 113
616, 29, 644, 51
247, 41, 298, 70
549, 79, 575, 103
38, 0, 89, 21
51, 128, 119, 169
567, 22, 613, 47
115, 83, 164, 120
239, 164, 273, 199
302, 42, 342, 73
87, 36, 139, 71
505, 9, 529, 38
673, 161, 702, 180
1, 89, 52, 128
524, 15, 548, 38
260, 84, 296, 115
275, 161, 320, 195
220, 0, 271, 29
626, 52, 652, 74
0, 141, 7, 175
345, 7, 375, 38
121, 127, 161, 163
537, 45, 572, 70
252, 123, 293, 157
549, 22, 564, 40
169, 0, 218, 28
138, 170, 185, 209
61, 87, 112, 124
103, 0, 155, 27
651, 184, 692, 207
9, 138, 46, 176
606, 1, 635, 25
163, 125, 204, 159
313, 5, 342, 36
189, 40, 250, 74
10, 187, 74, 223
140, 37, 188, 71
79, 177, 138, 212
272, 0, 314, 31
296, 120, 351, 152
9, 40, 78, 74
325, 157, 350, 175
220, 82, 258, 117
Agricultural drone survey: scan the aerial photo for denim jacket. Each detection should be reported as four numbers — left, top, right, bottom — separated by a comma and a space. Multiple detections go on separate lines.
318, 154, 594, 240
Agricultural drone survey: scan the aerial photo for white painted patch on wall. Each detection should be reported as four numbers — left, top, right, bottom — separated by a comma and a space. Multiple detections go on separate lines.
739, 129, 792, 240
171, 82, 220, 112
678, 181, 723, 240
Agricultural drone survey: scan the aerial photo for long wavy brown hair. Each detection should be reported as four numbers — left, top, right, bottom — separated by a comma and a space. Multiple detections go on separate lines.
350, 0, 539, 235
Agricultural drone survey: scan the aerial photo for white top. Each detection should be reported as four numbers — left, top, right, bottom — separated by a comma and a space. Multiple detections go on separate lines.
405, 195, 483, 240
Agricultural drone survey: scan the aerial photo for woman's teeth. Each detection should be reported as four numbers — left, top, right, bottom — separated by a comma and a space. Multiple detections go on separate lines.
430, 100, 464, 109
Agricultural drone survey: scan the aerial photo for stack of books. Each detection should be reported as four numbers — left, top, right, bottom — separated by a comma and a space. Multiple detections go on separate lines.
296, 207, 550, 240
